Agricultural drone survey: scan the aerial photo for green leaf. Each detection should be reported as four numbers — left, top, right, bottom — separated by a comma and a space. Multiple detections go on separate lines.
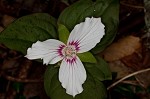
0, 13, 57, 54
77, 52, 97, 63
12, 82, 24, 92
147, 86, 150, 93
58, 0, 119, 54
44, 65, 107, 99
15, 94, 26, 99
58, 24, 70, 44
92, 0, 119, 53
114, 84, 136, 98
84, 56, 112, 81
58, 0, 109, 31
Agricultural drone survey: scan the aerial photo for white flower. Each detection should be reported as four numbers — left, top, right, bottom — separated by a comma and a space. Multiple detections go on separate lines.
25, 17, 105, 97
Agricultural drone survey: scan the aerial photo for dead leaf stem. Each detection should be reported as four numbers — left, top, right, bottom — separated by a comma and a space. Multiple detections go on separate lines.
107, 68, 150, 90
120, 1, 144, 9
3, 73, 43, 83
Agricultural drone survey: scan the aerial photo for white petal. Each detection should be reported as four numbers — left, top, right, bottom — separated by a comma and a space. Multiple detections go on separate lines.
59, 56, 86, 97
25, 39, 65, 65
67, 17, 105, 53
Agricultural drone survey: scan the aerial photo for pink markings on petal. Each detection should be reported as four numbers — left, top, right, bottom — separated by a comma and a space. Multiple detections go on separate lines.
65, 57, 77, 65
68, 40, 80, 52
57, 45, 66, 57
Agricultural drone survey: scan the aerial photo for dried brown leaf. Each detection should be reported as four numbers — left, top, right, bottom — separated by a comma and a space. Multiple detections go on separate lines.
109, 60, 132, 79
2, 58, 20, 70
103, 36, 141, 62
0, 26, 4, 32
2, 15, 15, 27
121, 52, 143, 70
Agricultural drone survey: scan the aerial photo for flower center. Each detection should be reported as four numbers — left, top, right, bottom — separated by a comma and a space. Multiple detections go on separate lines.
64, 46, 76, 57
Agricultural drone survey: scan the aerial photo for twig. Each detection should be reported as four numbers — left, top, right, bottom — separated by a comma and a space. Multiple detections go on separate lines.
121, 80, 139, 86
5, 59, 36, 98
3, 74, 43, 83
135, 77, 146, 88
120, 1, 144, 9
107, 68, 150, 90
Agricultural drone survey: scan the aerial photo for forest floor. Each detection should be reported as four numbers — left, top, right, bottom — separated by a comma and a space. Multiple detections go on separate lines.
0, 0, 150, 99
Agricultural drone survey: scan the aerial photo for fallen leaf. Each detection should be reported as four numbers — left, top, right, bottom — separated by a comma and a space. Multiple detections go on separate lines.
122, 49, 150, 88
2, 15, 15, 27
109, 60, 132, 79
0, 26, 4, 33
136, 71, 150, 88
121, 52, 143, 70
2, 58, 20, 70
103, 36, 141, 62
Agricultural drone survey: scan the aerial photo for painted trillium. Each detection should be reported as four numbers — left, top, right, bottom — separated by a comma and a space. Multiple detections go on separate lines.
25, 17, 105, 97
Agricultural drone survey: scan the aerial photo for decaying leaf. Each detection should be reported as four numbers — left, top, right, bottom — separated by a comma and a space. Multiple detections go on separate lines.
0, 26, 4, 32
121, 52, 143, 70
136, 71, 150, 88
2, 15, 15, 27
109, 60, 132, 79
103, 35, 141, 62
122, 50, 150, 88
2, 58, 20, 70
